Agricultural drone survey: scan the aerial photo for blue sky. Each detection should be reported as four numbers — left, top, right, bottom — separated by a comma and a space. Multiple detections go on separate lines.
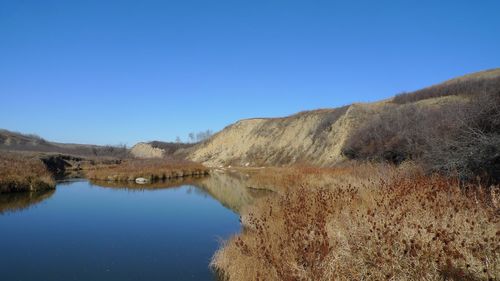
1, 0, 499, 145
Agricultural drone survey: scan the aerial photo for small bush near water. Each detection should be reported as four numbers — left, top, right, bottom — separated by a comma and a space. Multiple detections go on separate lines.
211, 166, 500, 281
0, 151, 55, 193
85, 158, 209, 182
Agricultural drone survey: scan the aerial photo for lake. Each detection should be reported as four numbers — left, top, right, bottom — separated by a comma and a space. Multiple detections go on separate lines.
0, 172, 266, 281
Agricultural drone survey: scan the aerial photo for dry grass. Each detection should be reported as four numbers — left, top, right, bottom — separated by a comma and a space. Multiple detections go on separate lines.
212, 165, 500, 281
0, 151, 56, 193
85, 158, 209, 182
240, 162, 397, 193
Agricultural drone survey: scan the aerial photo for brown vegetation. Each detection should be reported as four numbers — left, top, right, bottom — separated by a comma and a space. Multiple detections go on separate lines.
85, 158, 209, 182
343, 91, 500, 184
393, 73, 500, 104
212, 165, 500, 281
0, 151, 56, 193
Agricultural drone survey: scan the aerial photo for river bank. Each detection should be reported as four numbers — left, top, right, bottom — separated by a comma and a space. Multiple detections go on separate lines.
85, 158, 209, 182
0, 151, 56, 193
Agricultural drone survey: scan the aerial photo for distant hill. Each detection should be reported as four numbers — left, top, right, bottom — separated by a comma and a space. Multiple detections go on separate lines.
0, 129, 128, 158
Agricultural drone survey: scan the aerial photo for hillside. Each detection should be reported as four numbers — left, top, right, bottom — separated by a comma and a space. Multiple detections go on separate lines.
188, 68, 500, 174
188, 105, 369, 167
0, 129, 129, 158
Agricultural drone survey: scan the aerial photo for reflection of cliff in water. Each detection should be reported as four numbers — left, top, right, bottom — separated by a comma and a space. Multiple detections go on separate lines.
0, 189, 55, 214
194, 171, 272, 213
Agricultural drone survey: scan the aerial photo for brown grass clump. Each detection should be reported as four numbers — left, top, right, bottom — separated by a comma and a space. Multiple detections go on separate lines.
242, 162, 397, 193
85, 158, 209, 182
212, 167, 500, 281
0, 151, 56, 193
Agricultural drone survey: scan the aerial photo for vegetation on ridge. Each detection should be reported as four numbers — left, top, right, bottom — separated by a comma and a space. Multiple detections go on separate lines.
343, 90, 500, 184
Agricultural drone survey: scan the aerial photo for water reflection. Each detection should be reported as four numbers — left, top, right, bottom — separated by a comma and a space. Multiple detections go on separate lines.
90, 176, 207, 191
0, 189, 55, 214
195, 171, 272, 213
90, 171, 272, 214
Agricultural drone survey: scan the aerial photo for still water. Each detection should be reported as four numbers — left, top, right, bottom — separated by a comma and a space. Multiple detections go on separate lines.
0, 173, 264, 281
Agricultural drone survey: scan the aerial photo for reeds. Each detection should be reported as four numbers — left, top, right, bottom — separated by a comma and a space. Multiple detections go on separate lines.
212, 165, 499, 281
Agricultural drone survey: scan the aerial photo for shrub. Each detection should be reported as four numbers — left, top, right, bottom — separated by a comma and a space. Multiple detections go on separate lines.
343, 91, 500, 184
342, 103, 445, 164
423, 91, 500, 184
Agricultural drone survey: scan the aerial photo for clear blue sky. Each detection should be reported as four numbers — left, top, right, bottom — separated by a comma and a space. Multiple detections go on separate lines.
1, 0, 499, 145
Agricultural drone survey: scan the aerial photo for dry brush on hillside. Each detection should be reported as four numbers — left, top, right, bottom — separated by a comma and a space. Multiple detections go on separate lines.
343, 90, 500, 184
393, 72, 500, 104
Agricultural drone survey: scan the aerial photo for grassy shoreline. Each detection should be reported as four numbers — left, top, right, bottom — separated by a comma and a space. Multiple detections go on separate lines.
0, 152, 56, 193
85, 158, 209, 182
211, 164, 500, 281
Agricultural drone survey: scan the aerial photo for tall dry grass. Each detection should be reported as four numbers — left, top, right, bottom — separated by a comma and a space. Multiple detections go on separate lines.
242, 162, 396, 193
212, 165, 500, 281
85, 158, 209, 182
0, 151, 55, 193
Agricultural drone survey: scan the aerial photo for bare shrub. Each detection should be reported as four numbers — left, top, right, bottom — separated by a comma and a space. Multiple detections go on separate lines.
344, 90, 500, 184
424, 91, 500, 184
342, 103, 446, 164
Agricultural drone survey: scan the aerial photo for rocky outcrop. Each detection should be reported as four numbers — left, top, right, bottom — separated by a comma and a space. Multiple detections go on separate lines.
130, 142, 165, 158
